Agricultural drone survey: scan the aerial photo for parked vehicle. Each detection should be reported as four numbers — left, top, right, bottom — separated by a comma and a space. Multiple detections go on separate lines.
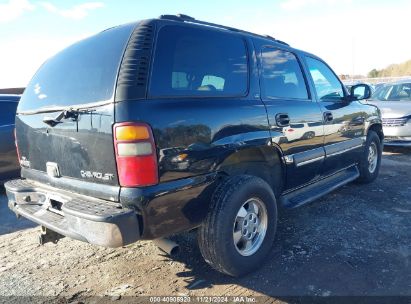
344, 81, 375, 96
282, 121, 345, 142
283, 123, 318, 141
0, 94, 20, 184
5, 15, 383, 276
367, 80, 411, 146
373, 82, 386, 91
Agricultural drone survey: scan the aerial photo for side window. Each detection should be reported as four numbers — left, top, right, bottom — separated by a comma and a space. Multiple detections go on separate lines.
150, 25, 248, 97
172, 72, 189, 89
305, 57, 345, 101
261, 48, 308, 100
307, 121, 322, 127
290, 123, 304, 128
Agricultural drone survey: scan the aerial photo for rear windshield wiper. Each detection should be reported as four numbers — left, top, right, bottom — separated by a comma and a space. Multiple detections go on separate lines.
43, 108, 96, 127
17, 100, 112, 116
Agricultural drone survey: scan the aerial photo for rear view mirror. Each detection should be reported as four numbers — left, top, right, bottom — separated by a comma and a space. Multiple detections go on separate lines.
350, 84, 372, 101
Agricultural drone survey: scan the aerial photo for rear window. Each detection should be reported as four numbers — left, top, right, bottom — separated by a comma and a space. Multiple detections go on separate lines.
18, 24, 135, 112
149, 25, 248, 98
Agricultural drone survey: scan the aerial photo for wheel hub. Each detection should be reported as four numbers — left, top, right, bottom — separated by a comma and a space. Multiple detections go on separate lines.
241, 212, 259, 240
233, 198, 268, 256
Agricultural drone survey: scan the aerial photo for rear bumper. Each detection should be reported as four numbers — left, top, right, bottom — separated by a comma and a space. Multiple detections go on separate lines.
5, 179, 140, 248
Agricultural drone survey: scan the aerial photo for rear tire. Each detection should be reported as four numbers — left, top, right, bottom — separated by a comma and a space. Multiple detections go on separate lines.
357, 131, 382, 183
198, 175, 277, 277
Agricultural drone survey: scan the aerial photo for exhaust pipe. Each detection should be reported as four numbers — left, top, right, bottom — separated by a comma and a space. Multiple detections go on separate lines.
153, 238, 179, 255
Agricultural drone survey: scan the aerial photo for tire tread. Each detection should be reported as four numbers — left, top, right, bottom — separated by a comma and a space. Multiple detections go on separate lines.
198, 175, 276, 276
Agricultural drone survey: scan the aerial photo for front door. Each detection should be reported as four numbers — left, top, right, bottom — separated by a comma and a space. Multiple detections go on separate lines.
303, 56, 366, 176
255, 42, 325, 190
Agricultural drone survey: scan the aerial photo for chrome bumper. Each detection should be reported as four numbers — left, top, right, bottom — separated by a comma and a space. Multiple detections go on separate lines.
5, 179, 140, 248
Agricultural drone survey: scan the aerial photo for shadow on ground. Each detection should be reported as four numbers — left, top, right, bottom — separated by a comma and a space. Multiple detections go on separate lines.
383, 145, 411, 156
161, 149, 411, 298
0, 149, 410, 301
0, 187, 37, 235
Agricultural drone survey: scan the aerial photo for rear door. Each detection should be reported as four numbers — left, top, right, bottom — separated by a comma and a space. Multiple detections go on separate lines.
303, 56, 365, 176
254, 42, 325, 190
14, 23, 136, 201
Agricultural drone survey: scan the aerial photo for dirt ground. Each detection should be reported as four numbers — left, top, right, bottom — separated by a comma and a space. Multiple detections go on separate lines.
0, 147, 410, 303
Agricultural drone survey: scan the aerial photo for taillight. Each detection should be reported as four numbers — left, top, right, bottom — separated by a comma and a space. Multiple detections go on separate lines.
14, 128, 21, 162
113, 122, 158, 187
287, 129, 294, 132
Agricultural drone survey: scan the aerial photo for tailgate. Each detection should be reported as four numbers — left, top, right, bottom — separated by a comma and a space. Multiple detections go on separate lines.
14, 23, 137, 201
16, 105, 120, 200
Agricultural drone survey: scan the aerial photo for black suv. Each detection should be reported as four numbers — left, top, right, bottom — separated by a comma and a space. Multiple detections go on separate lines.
5, 15, 383, 276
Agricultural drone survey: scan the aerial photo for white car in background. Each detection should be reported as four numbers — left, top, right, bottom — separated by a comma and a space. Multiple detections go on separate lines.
283, 122, 323, 141
367, 80, 411, 146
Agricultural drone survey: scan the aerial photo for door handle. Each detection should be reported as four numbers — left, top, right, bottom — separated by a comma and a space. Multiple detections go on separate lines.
275, 113, 290, 127
323, 111, 333, 122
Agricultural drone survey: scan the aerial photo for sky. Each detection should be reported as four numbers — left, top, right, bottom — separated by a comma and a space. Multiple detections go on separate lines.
0, 0, 410, 88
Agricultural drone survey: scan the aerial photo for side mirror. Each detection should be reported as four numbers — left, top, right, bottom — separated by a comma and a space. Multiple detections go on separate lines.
349, 84, 372, 101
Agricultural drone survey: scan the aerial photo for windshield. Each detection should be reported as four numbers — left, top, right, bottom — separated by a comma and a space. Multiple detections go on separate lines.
371, 82, 411, 101
18, 23, 135, 113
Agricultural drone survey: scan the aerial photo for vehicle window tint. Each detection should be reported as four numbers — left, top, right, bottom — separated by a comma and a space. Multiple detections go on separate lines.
172, 72, 189, 89
201, 75, 225, 91
150, 25, 248, 97
18, 23, 135, 112
372, 85, 391, 101
290, 123, 304, 128
305, 57, 344, 101
307, 121, 322, 127
261, 48, 308, 100
387, 83, 411, 101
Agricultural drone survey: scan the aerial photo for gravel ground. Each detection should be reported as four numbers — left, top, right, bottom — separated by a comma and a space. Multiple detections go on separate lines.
0, 147, 410, 303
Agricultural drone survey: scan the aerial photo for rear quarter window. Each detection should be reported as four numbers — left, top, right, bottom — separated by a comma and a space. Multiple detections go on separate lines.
149, 25, 248, 98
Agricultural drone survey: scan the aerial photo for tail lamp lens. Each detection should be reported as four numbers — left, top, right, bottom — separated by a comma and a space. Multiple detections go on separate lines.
117, 142, 153, 156
115, 125, 150, 141
113, 123, 158, 187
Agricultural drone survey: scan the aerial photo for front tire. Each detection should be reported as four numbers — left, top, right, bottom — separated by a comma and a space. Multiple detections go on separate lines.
198, 175, 277, 277
357, 131, 382, 183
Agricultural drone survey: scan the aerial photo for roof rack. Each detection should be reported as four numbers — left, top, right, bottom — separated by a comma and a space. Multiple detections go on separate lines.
159, 14, 290, 46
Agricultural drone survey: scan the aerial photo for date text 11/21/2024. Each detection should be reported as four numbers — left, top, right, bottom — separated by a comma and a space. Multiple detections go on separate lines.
149, 296, 257, 303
